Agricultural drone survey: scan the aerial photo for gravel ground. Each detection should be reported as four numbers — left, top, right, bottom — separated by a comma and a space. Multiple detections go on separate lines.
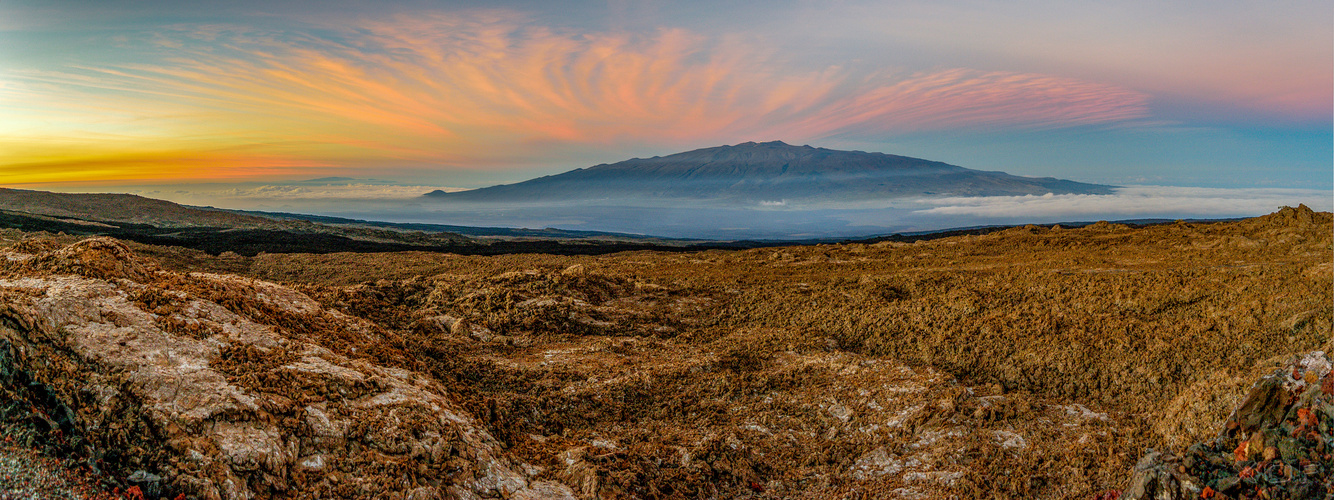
0, 441, 115, 500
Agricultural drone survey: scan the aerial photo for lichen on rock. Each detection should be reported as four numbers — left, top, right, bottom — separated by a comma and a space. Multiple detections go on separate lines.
1122, 351, 1334, 500
0, 238, 573, 499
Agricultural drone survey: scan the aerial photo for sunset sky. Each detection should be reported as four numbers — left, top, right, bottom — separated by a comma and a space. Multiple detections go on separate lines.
2, 0, 1330, 196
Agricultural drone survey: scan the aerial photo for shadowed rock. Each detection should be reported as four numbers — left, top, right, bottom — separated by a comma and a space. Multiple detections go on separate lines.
1122, 351, 1334, 500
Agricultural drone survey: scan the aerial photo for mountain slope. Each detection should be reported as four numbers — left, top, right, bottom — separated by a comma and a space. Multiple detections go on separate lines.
425, 141, 1113, 204
0, 188, 274, 228
0, 187, 474, 250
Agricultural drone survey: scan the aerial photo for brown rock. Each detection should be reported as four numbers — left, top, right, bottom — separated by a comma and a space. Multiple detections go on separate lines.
0, 252, 572, 499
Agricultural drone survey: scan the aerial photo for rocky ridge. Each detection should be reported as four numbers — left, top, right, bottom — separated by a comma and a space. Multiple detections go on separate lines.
0, 238, 572, 499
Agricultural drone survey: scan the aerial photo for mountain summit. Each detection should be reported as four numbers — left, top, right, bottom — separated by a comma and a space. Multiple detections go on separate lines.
425, 141, 1113, 205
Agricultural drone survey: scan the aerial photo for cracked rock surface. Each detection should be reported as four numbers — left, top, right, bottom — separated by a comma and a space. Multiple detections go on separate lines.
0, 237, 573, 500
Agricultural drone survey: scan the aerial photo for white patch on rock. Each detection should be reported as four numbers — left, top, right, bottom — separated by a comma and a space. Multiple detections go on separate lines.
903, 470, 965, 485
850, 447, 903, 480
282, 356, 367, 382
212, 421, 288, 474
740, 423, 772, 435
296, 454, 326, 471
993, 430, 1028, 449
829, 403, 853, 422
357, 385, 442, 412
304, 404, 344, 439
1059, 403, 1108, 421
887, 404, 924, 428
512, 480, 578, 500
909, 429, 963, 449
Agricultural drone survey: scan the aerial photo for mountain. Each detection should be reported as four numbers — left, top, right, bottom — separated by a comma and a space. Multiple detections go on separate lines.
424, 141, 1113, 204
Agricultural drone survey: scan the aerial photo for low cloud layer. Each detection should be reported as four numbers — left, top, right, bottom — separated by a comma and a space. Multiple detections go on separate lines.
207, 184, 461, 201
57, 183, 1331, 239
98, 182, 463, 213
914, 186, 1333, 220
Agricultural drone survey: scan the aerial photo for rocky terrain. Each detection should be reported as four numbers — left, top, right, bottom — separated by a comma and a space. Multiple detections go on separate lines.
0, 205, 1327, 499
1122, 352, 1334, 499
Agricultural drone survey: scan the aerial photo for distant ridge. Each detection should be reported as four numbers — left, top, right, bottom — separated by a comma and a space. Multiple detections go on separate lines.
425, 141, 1113, 204
0, 187, 273, 228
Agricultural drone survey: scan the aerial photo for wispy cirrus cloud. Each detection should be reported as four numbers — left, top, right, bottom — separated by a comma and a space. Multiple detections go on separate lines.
0, 10, 1151, 184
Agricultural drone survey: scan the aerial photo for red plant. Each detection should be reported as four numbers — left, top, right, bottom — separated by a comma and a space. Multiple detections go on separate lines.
1093, 490, 1121, 500
1298, 408, 1315, 426
1238, 465, 1256, 479
124, 486, 145, 500
1234, 441, 1249, 462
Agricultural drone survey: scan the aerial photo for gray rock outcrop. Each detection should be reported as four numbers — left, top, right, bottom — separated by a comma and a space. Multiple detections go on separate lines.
0, 237, 574, 499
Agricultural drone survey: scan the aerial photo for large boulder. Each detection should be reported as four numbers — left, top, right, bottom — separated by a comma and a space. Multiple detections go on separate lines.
0, 238, 575, 499
1122, 351, 1334, 500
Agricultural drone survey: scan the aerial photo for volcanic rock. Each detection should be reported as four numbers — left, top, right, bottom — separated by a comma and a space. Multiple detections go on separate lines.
0, 239, 574, 499
1122, 351, 1334, 499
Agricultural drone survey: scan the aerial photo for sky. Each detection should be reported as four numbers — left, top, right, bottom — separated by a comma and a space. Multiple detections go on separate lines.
1, 1, 1330, 209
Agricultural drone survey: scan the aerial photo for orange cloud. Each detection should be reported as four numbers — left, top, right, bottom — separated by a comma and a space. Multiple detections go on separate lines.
0, 135, 335, 186
778, 69, 1151, 138
1, 11, 1150, 185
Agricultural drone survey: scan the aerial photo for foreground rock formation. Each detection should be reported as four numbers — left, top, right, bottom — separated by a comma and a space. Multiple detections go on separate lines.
1123, 351, 1334, 500
0, 238, 572, 499
0, 206, 1327, 499
0, 238, 1137, 499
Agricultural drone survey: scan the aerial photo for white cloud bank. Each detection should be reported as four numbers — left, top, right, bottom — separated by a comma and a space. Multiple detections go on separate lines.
210, 184, 464, 201
98, 182, 471, 214
116, 183, 465, 203
914, 186, 1333, 219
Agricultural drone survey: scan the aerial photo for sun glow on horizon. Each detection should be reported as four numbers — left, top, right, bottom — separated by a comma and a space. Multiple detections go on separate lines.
1, 2, 1328, 190
2, 12, 1161, 186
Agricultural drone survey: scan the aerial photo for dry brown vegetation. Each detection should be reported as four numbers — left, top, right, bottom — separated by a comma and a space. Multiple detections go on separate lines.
0, 206, 1328, 499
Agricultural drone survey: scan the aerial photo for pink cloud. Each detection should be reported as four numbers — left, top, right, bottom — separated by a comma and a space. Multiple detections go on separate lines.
5, 12, 1151, 179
